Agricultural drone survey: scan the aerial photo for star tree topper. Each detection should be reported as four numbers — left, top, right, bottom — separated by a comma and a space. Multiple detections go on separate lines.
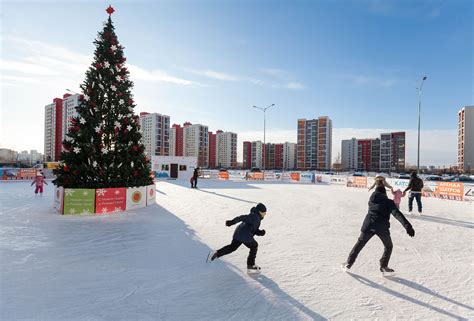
106, 5, 115, 16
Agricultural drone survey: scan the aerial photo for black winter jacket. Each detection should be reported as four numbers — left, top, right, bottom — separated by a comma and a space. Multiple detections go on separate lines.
405, 177, 424, 192
361, 191, 412, 233
230, 208, 264, 243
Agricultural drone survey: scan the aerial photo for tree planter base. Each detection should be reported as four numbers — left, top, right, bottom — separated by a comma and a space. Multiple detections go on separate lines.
55, 184, 156, 215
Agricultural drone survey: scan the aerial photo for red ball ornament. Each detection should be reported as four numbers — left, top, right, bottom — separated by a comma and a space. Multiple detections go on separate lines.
122, 129, 128, 134
117, 92, 123, 97
121, 57, 126, 63
100, 169, 105, 176
79, 94, 84, 101
133, 170, 139, 177
95, 63, 102, 69
91, 101, 97, 107
132, 145, 139, 152
128, 99, 134, 105
73, 170, 80, 176
63, 165, 69, 172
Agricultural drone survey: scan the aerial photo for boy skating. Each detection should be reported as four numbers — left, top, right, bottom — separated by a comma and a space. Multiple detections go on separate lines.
342, 187, 415, 275
207, 203, 267, 273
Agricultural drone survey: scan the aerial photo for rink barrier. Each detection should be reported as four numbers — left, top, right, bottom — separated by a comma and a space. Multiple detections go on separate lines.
54, 184, 156, 215
199, 170, 472, 202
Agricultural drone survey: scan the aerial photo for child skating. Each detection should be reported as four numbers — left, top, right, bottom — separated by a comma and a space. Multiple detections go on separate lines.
31, 173, 48, 195
342, 186, 415, 276
207, 203, 267, 274
391, 189, 404, 209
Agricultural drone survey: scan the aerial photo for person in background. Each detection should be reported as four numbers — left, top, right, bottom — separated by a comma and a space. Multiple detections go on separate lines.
31, 173, 48, 195
403, 171, 424, 214
391, 189, 404, 209
191, 167, 200, 189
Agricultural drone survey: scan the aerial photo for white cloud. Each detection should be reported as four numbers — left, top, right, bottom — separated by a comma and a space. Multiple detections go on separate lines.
184, 68, 239, 81
128, 65, 197, 85
236, 128, 456, 167
286, 82, 305, 90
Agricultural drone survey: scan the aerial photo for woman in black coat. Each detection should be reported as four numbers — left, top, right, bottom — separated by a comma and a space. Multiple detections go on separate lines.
342, 186, 415, 274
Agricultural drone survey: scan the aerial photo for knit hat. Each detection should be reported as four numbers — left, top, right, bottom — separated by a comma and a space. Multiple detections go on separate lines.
255, 203, 267, 213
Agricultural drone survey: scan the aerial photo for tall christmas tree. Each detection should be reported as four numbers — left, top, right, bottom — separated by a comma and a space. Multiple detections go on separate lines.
54, 6, 153, 189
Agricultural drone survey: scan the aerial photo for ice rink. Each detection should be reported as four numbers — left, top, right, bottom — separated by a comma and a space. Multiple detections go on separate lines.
1, 180, 473, 320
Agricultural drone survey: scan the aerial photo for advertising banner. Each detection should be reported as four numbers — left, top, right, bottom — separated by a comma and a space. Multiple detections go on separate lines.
209, 170, 220, 180
154, 171, 169, 179
218, 171, 229, 180
464, 184, 474, 202
300, 172, 314, 183
431, 182, 464, 201
264, 172, 278, 181
18, 169, 37, 179
228, 171, 247, 181
63, 189, 96, 215
330, 176, 348, 185
347, 176, 368, 188
290, 172, 300, 182
315, 174, 331, 184
54, 187, 64, 214
146, 184, 156, 206
247, 172, 264, 180
95, 188, 127, 214
126, 186, 147, 210
389, 178, 410, 191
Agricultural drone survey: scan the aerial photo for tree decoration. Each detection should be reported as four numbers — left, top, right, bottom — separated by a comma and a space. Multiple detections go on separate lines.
53, 6, 152, 188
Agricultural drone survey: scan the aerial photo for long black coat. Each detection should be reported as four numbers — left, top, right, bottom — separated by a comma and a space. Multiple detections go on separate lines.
361, 191, 412, 233
231, 209, 263, 243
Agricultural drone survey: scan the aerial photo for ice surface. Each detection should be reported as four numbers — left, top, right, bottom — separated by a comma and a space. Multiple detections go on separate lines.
1, 180, 473, 320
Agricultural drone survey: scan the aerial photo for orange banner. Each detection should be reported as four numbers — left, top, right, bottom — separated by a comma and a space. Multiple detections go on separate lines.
347, 176, 367, 188
434, 182, 464, 201
290, 172, 300, 181
218, 171, 229, 180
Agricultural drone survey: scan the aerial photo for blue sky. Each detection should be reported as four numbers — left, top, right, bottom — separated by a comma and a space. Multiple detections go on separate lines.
1, 0, 472, 166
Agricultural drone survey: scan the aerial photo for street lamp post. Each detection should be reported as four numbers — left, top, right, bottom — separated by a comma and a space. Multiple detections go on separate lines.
417, 76, 427, 174
253, 104, 275, 173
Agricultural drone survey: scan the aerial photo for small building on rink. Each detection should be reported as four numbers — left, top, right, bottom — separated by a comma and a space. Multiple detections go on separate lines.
151, 156, 198, 179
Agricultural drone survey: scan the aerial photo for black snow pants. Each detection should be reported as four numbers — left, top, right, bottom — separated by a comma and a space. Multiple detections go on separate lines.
347, 230, 393, 268
216, 239, 258, 267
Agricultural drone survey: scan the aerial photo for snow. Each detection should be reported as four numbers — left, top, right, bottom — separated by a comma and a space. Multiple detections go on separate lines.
1, 180, 473, 320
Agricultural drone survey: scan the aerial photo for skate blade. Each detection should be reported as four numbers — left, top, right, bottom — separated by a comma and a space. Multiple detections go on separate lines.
381, 271, 395, 277
247, 269, 261, 275
206, 251, 215, 263
340, 264, 349, 272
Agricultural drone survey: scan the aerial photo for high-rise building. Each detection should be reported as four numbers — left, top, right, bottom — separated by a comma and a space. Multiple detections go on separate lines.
263, 143, 284, 169
390, 132, 406, 172
139, 112, 170, 156
297, 117, 332, 170
341, 138, 358, 171
184, 124, 209, 167
44, 97, 64, 161
217, 131, 237, 168
458, 106, 474, 173
243, 141, 252, 169
283, 142, 297, 170
170, 122, 189, 157
342, 132, 405, 172
208, 131, 218, 168
61, 94, 80, 152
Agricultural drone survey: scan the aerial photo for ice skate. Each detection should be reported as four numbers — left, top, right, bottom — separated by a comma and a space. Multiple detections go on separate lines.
340, 263, 351, 272
247, 265, 261, 274
380, 266, 395, 277
206, 250, 217, 263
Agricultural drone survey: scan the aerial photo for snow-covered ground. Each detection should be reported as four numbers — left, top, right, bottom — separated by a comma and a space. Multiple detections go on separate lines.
1, 180, 473, 320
